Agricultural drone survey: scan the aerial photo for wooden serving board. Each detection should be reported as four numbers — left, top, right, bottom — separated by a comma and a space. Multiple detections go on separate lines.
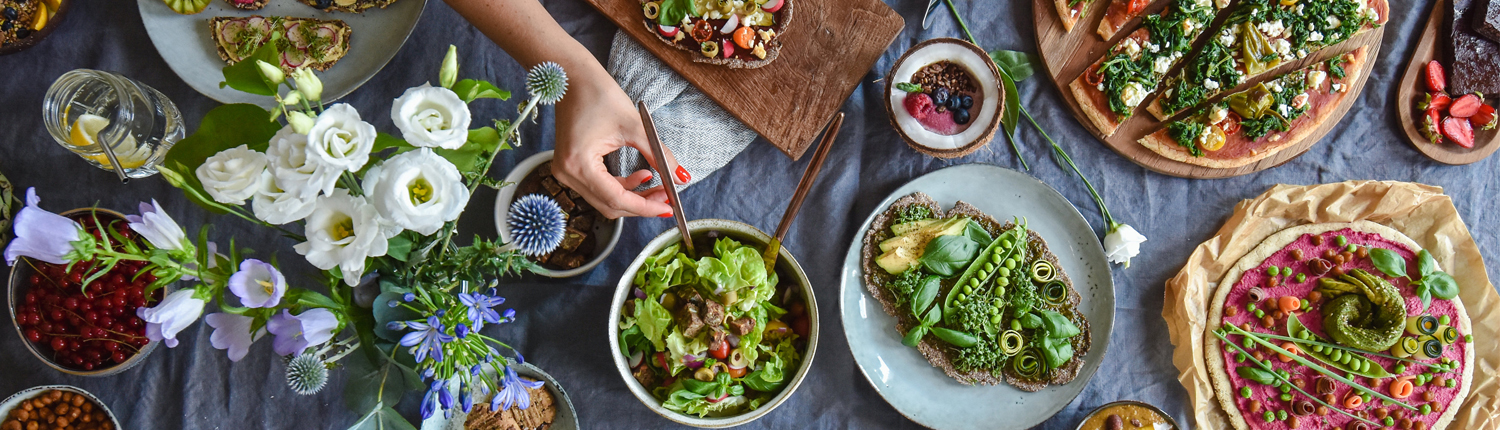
585, 0, 903, 160
1396, 0, 1500, 165
1033, 0, 1382, 179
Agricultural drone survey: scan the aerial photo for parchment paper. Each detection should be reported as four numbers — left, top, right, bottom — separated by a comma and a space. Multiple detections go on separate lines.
1162, 180, 1500, 430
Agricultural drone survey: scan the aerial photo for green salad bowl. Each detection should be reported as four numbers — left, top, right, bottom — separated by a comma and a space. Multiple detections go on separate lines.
608, 219, 820, 428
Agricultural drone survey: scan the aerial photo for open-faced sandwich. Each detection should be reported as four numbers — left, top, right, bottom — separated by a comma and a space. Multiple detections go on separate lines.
1148, 0, 1387, 121
1139, 48, 1366, 168
1069, 0, 1223, 137
223, 0, 267, 10
1205, 221, 1473, 430
297, 0, 399, 13
209, 16, 352, 73
860, 193, 1090, 390
640, 0, 791, 69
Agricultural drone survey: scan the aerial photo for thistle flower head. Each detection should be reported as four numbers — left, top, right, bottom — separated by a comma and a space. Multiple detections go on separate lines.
286, 353, 329, 395
507, 194, 566, 257
525, 62, 568, 105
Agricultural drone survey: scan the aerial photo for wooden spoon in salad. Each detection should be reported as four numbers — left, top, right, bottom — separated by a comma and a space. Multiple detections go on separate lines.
762, 112, 844, 271
637, 101, 696, 258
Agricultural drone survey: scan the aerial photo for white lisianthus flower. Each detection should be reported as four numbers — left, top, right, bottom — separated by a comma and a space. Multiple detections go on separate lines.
251, 170, 318, 225
196, 145, 269, 205
390, 84, 471, 150
294, 190, 398, 286
266, 125, 340, 200
1104, 223, 1147, 267
362, 148, 470, 236
305, 103, 376, 173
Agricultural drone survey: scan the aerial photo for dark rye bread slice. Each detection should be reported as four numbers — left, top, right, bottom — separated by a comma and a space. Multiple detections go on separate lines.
223, 0, 268, 10
859, 192, 1091, 390
645, 0, 793, 69
297, 0, 399, 13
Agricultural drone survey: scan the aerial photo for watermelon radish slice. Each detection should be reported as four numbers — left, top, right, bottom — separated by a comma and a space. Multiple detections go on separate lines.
761, 0, 783, 13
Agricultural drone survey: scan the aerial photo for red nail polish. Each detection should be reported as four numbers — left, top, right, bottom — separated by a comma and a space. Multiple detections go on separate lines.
658, 213, 672, 218
675, 166, 691, 183
665, 196, 672, 205
642, 173, 653, 183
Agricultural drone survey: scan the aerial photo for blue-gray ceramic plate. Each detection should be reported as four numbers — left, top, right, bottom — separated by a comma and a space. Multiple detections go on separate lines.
839, 163, 1115, 430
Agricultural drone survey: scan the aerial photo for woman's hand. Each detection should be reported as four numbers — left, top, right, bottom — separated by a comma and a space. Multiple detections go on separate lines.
552, 68, 687, 219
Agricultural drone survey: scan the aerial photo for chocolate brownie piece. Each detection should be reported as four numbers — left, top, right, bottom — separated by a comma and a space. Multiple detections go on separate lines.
1451, 0, 1500, 94
1480, 0, 1500, 42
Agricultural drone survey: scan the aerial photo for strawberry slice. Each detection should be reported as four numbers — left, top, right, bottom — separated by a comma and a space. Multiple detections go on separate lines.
1422, 108, 1443, 144
1441, 116, 1474, 148
1425, 60, 1447, 93
1473, 104, 1498, 130
1421, 92, 1451, 112
1449, 94, 1483, 118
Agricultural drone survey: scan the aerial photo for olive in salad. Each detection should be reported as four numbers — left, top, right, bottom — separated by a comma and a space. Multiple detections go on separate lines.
617, 235, 809, 418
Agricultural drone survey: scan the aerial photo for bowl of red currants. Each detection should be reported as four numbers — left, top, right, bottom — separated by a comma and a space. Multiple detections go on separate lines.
7, 208, 169, 376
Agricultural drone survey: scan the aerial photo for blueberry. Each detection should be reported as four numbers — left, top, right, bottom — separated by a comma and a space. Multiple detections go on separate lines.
2, 8, 16, 20
932, 87, 950, 106
960, 95, 973, 109
15, 28, 29, 39
1, 21, 11, 32
946, 95, 962, 110
953, 108, 971, 125
315, 0, 333, 8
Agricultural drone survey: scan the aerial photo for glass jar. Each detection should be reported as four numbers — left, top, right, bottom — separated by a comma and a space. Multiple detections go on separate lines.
42, 69, 184, 180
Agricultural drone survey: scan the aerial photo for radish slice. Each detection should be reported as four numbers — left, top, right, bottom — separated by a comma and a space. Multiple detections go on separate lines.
657, 24, 679, 38
282, 49, 308, 69
762, 0, 783, 13
219, 20, 246, 43
628, 350, 644, 368
719, 14, 739, 34
285, 22, 309, 49
722, 39, 734, 58
316, 24, 340, 44
705, 393, 731, 403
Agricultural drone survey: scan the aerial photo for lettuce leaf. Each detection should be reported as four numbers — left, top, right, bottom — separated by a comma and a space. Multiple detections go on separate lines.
665, 328, 708, 376
634, 298, 673, 350
634, 244, 698, 300
697, 238, 768, 296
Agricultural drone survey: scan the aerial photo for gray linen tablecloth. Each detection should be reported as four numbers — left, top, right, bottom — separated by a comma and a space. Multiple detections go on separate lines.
0, 0, 1490, 429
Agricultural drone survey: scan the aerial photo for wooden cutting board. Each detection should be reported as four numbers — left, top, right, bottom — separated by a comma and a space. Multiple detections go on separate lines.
585, 0, 904, 160
1033, 0, 1381, 178
1396, 0, 1500, 165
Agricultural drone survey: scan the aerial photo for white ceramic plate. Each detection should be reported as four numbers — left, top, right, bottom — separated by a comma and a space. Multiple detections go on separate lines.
0, 385, 121, 429
839, 163, 1115, 430
418, 362, 579, 430
136, 0, 426, 106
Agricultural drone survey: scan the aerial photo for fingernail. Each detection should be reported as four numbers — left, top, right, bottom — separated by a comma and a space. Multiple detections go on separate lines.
642, 172, 653, 183
658, 213, 672, 218
665, 196, 672, 205
675, 166, 691, 183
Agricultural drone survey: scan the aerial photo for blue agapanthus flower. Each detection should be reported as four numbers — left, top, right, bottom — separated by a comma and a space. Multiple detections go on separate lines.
507, 194, 566, 257
400, 316, 454, 363
420, 380, 444, 419
458, 292, 507, 330
490, 360, 545, 411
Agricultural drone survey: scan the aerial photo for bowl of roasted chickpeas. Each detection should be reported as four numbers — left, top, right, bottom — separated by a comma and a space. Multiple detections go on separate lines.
0, 386, 119, 430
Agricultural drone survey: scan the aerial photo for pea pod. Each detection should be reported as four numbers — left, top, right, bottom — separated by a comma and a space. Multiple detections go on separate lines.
943, 223, 1027, 323
1286, 316, 1392, 378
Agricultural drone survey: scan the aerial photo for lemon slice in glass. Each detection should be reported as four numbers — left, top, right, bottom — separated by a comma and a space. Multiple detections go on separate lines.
69, 114, 150, 170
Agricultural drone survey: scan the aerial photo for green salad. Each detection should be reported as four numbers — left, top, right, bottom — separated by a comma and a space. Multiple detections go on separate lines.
617, 237, 808, 417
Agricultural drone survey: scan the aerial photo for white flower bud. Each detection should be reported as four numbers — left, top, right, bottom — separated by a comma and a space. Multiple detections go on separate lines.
439, 45, 459, 89
256, 60, 285, 85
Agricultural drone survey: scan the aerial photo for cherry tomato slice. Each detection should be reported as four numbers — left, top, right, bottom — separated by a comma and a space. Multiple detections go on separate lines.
1126, 0, 1149, 14
1084, 64, 1104, 87
708, 338, 730, 359
1222, 112, 1243, 134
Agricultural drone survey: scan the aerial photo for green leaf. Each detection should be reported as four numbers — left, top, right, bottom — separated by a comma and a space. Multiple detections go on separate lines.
911, 275, 941, 316
220, 42, 282, 96
1038, 310, 1080, 338
1039, 335, 1074, 369
347, 404, 418, 430
658, 0, 695, 26
433, 127, 501, 173
990, 49, 1036, 82
292, 289, 341, 310
452, 79, 512, 103
386, 232, 415, 263
895, 82, 922, 93
162, 104, 281, 212
918, 235, 980, 277
901, 325, 928, 347
1423, 272, 1460, 300
1236, 365, 1279, 385
962, 221, 993, 246
1416, 250, 1439, 279
371, 291, 420, 343
922, 304, 941, 326
1413, 283, 1432, 313
993, 60, 1023, 135
1369, 248, 1408, 279
635, 298, 674, 350
930, 327, 978, 347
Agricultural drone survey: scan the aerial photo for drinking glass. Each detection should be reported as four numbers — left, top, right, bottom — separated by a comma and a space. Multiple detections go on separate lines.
42, 69, 184, 181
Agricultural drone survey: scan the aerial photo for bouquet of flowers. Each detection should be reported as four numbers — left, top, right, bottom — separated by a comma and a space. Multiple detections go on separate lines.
5, 43, 569, 427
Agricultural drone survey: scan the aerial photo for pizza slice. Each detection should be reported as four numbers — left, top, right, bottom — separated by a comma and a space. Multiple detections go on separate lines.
210, 16, 353, 73
1053, 0, 1096, 33
1147, 0, 1388, 121
640, 0, 791, 68
1068, 0, 1222, 137
297, 0, 399, 13
1095, 0, 1229, 40
1137, 47, 1366, 168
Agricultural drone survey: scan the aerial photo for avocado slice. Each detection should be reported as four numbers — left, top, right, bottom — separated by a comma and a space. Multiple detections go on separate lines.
876, 247, 921, 274
878, 217, 967, 254
891, 219, 937, 236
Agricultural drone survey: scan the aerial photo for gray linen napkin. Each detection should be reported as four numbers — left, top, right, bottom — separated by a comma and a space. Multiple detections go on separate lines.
605, 31, 758, 191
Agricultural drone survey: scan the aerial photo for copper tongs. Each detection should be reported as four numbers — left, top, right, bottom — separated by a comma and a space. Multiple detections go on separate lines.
762, 113, 844, 271
637, 101, 695, 258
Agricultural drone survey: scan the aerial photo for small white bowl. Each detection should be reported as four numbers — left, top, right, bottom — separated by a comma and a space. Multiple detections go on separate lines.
608, 219, 820, 428
418, 361, 579, 430
494, 150, 623, 278
0, 385, 121, 429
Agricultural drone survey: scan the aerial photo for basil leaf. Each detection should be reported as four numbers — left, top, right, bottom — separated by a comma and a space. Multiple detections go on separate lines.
930, 327, 979, 348
895, 82, 922, 93
901, 325, 928, 347
962, 221, 993, 246
912, 275, 941, 316
918, 235, 980, 277
1414, 283, 1432, 312
1019, 313, 1043, 329
922, 304, 941, 326
1424, 272, 1460, 300
657, 0, 694, 26
1039, 335, 1074, 369
990, 49, 1036, 82
1416, 250, 1439, 279
1236, 366, 1279, 385
1368, 248, 1408, 279
1039, 310, 1081, 339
